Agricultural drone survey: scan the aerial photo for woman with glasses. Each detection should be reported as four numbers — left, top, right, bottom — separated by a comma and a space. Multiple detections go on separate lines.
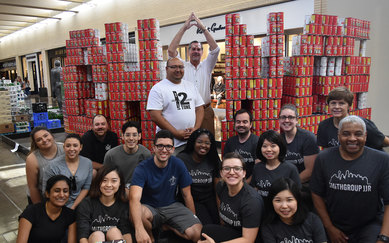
25, 126, 64, 204
317, 86, 389, 150
17, 175, 77, 243
76, 165, 133, 243
199, 152, 263, 243
177, 128, 221, 224
43, 133, 93, 209
278, 104, 319, 183
251, 130, 301, 199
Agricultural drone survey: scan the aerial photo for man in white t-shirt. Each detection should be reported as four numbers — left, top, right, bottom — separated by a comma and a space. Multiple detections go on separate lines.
147, 57, 204, 155
168, 12, 220, 135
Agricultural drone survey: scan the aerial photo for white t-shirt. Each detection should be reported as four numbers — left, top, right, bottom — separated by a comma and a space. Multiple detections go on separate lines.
147, 78, 204, 147
175, 47, 220, 105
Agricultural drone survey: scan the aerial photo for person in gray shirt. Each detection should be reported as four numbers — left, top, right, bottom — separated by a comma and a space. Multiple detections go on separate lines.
104, 121, 151, 195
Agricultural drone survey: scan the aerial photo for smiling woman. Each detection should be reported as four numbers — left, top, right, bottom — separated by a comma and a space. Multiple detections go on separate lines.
76, 165, 133, 243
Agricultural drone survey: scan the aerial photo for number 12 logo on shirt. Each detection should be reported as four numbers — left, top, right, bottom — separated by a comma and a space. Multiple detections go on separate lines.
173, 91, 191, 110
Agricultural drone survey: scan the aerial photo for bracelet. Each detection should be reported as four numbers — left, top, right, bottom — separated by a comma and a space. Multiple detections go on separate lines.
378, 234, 389, 242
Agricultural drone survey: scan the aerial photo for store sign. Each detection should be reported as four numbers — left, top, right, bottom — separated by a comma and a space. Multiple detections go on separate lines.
196, 22, 226, 35
0, 60, 16, 69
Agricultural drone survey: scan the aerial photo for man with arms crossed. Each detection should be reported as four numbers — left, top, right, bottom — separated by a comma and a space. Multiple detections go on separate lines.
129, 130, 202, 243
168, 12, 219, 135
310, 115, 389, 243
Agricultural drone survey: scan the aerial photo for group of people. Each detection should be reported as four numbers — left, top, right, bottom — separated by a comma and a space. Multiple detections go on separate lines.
16, 11, 389, 243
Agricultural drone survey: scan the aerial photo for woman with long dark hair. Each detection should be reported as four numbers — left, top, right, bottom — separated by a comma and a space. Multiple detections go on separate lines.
17, 175, 76, 243
76, 165, 133, 243
25, 126, 64, 204
177, 128, 221, 224
261, 177, 326, 242
251, 130, 301, 198
43, 133, 93, 209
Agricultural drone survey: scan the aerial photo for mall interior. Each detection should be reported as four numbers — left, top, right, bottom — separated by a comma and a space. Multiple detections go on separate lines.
0, 0, 388, 242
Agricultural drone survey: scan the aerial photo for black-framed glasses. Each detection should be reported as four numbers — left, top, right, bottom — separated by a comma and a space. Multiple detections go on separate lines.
279, 115, 297, 121
155, 144, 174, 151
167, 65, 184, 70
69, 176, 77, 191
221, 166, 243, 173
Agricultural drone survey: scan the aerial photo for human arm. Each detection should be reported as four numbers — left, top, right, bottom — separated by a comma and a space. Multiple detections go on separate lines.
378, 205, 389, 243
67, 222, 77, 243
76, 198, 92, 242
300, 154, 317, 183
193, 105, 204, 131
384, 136, 389, 147
181, 185, 196, 214
129, 185, 152, 243
168, 13, 195, 58
192, 13, 218, 51
149, 109, 189, 140
224, 227, 259, 243
16, 218, 32, 243
71, 189, 89, 209
25, 153, 42, 203
311, 192, 348, 243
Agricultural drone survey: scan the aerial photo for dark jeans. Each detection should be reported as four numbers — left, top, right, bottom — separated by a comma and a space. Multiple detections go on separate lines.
201, 224, 241, 243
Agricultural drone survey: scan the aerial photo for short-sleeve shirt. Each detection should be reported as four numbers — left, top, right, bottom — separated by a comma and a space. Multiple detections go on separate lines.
282, 127, 319, 173
43, 155, 93, 208
317, 116, 386, 150
177, 152, 220, 202
216, 182, 263, 232
223, 134, 259, 178
104, 144, 152, 187
261, 212, 327, 243
146, 78, 204, 148
131, 156, 192, 208
19, 202, 75, 243
80, 130, 118, 164
76, 197, 132, 241
250, 161, 302, 198
180, 47, 220, 105
310, 146, 389, 234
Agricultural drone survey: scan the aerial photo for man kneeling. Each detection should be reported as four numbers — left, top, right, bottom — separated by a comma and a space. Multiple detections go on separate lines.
129, 129, 202, 243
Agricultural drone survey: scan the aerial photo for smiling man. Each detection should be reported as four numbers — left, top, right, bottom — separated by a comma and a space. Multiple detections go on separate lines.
130, 130, 202, 243
310, 115, 389, 243
168, 12, 220, 135
147, 57, 204, 155
223, 109, 259, 183
104, 121, 151, 194
81, 115, 118, 174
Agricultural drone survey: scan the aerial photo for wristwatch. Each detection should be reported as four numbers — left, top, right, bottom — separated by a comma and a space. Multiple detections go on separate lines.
377, 234, 389, 242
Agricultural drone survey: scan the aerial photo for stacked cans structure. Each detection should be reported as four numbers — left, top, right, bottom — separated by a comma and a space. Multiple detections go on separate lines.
63, 28, 102, 134
285, 14, 372, 134
221, 12, 284, 153
136, 18, 164, 150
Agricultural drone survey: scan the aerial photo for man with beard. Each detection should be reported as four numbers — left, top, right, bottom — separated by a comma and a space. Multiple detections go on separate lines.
80, 115, 118, 176
104, 121, 151, 195
168, 12, 220, 135
147, 57, 204, 155
310, 115, 389, 243
222, 109, 259, 183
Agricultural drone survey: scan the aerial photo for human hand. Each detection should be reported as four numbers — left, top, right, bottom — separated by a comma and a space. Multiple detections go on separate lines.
327, 225, 348, 243
175, 129, 188, 140
135, 228, 153, 243
184, 128, 194, 139
192, 13, 206, 31
197, 233, 215, 243
183, 12, 196, 30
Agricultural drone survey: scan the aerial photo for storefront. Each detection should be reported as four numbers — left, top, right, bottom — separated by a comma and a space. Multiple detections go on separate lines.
21, 53, 44, 95
0, 59, 17, 81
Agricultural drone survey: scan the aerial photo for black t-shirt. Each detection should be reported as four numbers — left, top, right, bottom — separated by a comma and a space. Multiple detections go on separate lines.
261, 212, 327, 243
310, 146, 389, 234
250, 161, 301, 198
282, 127, 319, 173
80, 130, 118, 164
317, 116, 385, 150
216, 182, 263, 232
223, 134, 259, 178
19, 202, 75, 243
76, 197, 132, 241
177, 152, 219, 202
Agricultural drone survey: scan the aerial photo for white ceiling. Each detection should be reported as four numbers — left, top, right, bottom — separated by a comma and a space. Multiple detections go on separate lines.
0, 0, 89, 38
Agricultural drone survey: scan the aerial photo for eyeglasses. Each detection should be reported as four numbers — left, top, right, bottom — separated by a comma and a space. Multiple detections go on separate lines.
221, 166, 243, 173
167, 65, 184, 70
69, 176, 77, 191
279, 115, 297, 121
155, 144, 174, 151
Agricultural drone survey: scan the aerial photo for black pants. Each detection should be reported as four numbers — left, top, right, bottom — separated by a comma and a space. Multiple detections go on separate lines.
201, 224, 241, 242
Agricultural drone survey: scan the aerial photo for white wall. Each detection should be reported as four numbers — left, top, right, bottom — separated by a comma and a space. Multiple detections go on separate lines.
326, 0, 389, 135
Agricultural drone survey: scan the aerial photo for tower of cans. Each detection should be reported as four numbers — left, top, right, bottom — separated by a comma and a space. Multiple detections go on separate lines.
283, 14, 372, 134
